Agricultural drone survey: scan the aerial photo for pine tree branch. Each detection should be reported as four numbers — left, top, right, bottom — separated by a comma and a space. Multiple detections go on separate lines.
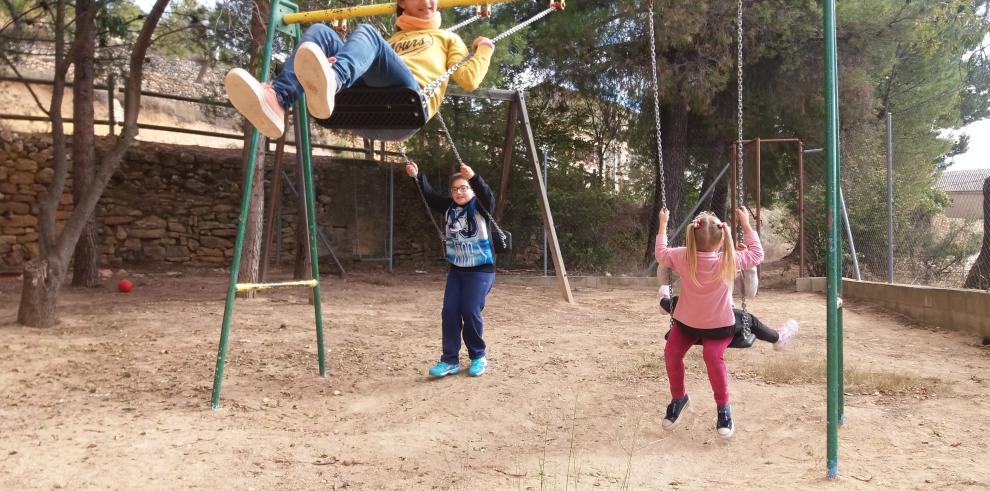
0, 52, 51, 117
54, 0, 171, 262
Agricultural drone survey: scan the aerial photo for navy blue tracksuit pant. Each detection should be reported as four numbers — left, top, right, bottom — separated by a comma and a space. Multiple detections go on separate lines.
441, 269, 495, 364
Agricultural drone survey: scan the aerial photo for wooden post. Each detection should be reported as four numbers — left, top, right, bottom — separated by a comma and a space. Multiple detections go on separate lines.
755, 137, 762, 237
799, 141, 806, 277
363, 138, 374, 160
107, 74, 115, 136
495, 101, 519, 221
516, 91, 573, 303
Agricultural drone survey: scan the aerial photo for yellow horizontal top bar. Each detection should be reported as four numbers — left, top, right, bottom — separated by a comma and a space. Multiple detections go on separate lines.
235, 279, 318, 292
283, 0, 519, 26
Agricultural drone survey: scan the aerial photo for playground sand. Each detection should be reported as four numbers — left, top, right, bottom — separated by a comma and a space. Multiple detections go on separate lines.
1, 271, 988, 489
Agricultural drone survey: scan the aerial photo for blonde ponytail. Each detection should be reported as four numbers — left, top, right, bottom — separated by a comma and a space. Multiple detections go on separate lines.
684, 212, 737, 289
720, 225, 737, 289
686, 224, 700, 286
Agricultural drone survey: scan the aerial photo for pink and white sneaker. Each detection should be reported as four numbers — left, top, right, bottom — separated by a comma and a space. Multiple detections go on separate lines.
224, 68, 285, 139
774, 319, 799, 351
293, 42, 338, 119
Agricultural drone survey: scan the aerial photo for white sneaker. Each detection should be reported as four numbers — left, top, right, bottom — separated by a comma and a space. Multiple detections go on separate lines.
716, 405, 734, 439
293, 42, 337, 119
659, 285, 671, 298
224, 68, 285, 139
774, 319, 799, 351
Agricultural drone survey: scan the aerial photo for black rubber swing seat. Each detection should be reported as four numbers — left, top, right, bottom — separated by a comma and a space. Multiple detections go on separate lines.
312, 86, 427, 141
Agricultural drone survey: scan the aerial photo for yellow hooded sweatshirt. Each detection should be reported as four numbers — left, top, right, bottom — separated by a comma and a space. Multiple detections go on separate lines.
388, 17, 494, 120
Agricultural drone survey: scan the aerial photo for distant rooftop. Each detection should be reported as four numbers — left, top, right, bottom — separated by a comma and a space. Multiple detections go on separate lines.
937, 169, 990, 193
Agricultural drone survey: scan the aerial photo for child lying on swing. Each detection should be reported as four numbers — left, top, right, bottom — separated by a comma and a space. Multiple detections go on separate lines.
658, 287, 798, 350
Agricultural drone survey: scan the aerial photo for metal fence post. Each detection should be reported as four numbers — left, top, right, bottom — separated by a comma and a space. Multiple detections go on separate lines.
542, 146, 549, 277
886, 111, 894, 283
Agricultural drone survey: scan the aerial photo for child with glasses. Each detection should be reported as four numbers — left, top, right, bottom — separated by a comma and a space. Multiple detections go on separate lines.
405, 161, 497, 378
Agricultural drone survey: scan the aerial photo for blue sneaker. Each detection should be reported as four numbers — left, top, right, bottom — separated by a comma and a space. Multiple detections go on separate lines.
717, 404, 734, 439
428, 361, 460, 378
467, 357, 487, 377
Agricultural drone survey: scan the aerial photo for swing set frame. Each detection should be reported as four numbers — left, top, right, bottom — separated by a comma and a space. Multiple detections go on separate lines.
727, 137, 809, 277
210, 0, 572, 411
211, 0, 846, 481
647, 0, 845, 479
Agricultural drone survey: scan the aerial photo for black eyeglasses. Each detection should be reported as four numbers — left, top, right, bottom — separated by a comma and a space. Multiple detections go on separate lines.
450, 185, 471, 194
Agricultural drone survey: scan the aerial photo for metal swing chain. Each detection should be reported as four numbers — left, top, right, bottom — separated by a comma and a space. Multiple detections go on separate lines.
735, 0, 751, 335
446, 11, 486, 33
400, 144, 447, 247
435, 111, 465, 167
419, 6, 560, 103
646, 1, 679, 333
439, 4, 487, 168
735, 0, 745, 238
647, 0, 664, 211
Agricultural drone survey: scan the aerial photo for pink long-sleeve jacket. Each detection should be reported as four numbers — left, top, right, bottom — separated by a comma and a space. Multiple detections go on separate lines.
655, 229, 764, 329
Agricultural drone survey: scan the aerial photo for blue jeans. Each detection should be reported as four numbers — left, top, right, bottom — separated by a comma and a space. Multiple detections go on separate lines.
271, 23, 420, 109
440, 269, 495, 364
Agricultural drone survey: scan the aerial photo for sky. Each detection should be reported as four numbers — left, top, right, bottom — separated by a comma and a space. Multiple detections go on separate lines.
944, 119, 990, 171
131, 0, 990, 172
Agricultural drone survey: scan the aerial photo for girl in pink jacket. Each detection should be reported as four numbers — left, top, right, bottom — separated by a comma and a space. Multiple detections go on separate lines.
654, 207, 763, 439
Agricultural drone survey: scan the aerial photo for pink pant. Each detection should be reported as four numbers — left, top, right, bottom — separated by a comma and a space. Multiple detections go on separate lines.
664, 322, 733, 406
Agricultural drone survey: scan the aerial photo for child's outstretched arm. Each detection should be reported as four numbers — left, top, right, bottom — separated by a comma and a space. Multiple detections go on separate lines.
733, 207, 764, 269
654, 208, 680, 268
448, 36, 494, 92
461, 164, 496, 211
406, 162, 452, 213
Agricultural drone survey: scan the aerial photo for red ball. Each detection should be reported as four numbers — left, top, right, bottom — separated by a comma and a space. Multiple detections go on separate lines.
117, 279, 133, 293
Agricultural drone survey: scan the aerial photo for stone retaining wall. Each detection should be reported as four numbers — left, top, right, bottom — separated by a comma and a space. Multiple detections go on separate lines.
0, 131, 440, 271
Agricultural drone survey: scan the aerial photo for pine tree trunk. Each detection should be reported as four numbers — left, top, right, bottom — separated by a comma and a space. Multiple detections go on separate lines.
290, 107, 312, 280
237, 126, 266, 299
71, 0, 100, 287
664, 105, 689, 244
17, 258, 66, 327
699, 151, 729, 221
293, 163, 312, 280
16, 0, 169, 327
195, 59, 210, 83
644, 102, 690, 265
236, 0, 272, 299
964, 176, 990, 289
596, 147, 605, 189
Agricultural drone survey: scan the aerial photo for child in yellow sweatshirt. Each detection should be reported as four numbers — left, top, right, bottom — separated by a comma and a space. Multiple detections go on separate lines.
225, 0, 494, 139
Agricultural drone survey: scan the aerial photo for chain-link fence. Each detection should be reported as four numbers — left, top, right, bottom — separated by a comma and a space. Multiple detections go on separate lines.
784, 149, 989, 290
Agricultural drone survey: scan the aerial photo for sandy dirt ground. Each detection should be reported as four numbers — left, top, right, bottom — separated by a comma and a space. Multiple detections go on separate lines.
1, 271, 988, 490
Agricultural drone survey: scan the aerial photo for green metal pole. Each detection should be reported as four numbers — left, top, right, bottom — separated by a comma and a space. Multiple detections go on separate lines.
823, 0, 842, 480
293, 23, 328, 378
210, 1, 285, 410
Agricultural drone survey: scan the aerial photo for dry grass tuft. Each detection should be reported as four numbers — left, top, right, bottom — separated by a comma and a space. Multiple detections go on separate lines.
757, 356, 946, 396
